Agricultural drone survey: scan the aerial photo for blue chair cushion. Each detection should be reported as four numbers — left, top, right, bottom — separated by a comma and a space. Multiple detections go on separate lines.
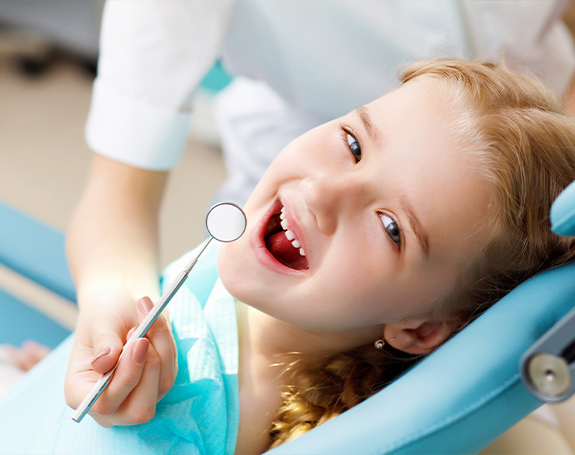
0, 288, 70, 348
0, 201, 75, 347
0, 201, 76, 302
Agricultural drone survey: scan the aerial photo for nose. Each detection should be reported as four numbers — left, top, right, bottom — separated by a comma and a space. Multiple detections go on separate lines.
301, 171, 368, 235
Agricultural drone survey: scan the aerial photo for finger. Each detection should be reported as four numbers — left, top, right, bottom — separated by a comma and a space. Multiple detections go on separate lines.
90, 328, 126, 375
65, 341, 107, 409
4, 345, 25, 369
135, 297, 177, 398
23, 340, 51, 364
72, 327, 137, 412
126, 326, 137, 340
89, 337, 149, 417
111, 344, 162, 425
6, 341, 48, 371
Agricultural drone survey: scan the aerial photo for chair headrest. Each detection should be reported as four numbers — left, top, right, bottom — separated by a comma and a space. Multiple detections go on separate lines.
551, 179, 575, 236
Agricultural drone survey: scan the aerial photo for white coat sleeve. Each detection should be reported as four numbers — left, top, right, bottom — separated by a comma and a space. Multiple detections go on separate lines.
85, 0, 234, 170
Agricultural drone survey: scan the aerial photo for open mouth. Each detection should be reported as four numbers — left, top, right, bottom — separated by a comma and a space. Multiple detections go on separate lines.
264, 204, 309, 271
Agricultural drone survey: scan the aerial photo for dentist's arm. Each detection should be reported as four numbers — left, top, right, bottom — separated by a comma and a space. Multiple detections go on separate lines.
64, 154, 177, 427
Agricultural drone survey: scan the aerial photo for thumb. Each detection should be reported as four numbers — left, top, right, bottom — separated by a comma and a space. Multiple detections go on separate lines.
91, 330, 125, 374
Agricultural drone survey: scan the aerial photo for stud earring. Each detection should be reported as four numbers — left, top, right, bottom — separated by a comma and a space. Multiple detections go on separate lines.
374, 337, 395, 349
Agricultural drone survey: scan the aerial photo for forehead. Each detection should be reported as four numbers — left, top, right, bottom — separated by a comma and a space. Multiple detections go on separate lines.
368, 78, 460, 129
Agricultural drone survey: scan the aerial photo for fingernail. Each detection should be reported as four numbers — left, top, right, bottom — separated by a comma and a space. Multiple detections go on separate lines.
127, 327, 136, 340
132, 339, 149, 365
138, 298, 154, 315
91, 346, 111, 365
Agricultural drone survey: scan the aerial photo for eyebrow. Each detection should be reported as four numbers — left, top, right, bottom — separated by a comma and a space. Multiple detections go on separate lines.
355, 105, 381, 144
399, 193, 430, 260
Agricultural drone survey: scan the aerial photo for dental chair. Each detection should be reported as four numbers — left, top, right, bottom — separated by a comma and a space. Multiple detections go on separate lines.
0, 177, 574, 453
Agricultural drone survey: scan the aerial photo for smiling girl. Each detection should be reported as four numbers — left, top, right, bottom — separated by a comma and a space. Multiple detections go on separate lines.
2, 59, 575, 454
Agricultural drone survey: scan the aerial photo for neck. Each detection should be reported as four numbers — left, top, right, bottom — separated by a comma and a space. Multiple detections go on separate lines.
234, 304, 289, 454
233, 304, 384, 454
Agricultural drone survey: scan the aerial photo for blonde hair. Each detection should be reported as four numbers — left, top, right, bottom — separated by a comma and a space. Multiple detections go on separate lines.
269, 59, 575, 448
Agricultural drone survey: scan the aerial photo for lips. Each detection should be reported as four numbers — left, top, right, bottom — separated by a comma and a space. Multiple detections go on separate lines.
260, 201, 310, 271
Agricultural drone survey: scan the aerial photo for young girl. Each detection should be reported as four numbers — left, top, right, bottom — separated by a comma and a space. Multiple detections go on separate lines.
2, 58, 575, 454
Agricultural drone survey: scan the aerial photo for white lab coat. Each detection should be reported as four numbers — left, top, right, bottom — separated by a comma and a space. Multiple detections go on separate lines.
86, 0, 575, 203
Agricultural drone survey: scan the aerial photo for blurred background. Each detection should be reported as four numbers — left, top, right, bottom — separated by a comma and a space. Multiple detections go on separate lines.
0, 0, 228, 269
0, 0, 229, 329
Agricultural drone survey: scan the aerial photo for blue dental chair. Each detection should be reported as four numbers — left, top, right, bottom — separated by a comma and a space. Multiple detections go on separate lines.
0, 178, 574, 453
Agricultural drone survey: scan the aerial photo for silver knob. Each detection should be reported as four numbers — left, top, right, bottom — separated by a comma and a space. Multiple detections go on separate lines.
527, 353, 571, 399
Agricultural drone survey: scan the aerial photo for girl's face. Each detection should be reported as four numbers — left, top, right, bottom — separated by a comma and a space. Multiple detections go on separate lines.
219, 80, 493, 333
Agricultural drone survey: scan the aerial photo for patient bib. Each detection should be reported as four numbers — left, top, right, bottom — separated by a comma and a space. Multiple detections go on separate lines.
0, 242, 239, 455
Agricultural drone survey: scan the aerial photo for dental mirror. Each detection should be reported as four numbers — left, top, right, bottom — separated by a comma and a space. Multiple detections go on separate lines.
206, 202, 247, 242
72, 202, 246, 423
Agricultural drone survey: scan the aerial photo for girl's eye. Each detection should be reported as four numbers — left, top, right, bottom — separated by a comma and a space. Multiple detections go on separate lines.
346, 133, 362, 162
380, 213, 402, 247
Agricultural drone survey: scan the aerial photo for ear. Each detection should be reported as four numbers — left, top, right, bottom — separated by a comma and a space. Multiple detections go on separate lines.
383, 318, 462, 355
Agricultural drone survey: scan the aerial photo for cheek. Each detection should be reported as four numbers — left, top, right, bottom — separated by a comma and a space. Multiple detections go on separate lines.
312, 247, 390, 312
316, 241, 441, 322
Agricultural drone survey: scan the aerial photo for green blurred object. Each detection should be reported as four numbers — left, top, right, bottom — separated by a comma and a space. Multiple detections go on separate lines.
199, 61, 233, 92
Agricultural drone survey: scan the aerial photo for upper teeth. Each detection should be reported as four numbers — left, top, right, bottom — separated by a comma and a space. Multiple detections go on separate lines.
280, 206, 306, 256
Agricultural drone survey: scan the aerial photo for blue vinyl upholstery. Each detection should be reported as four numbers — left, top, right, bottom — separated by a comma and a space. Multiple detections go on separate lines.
0, 201, 75, 302
0, 201, 75, 348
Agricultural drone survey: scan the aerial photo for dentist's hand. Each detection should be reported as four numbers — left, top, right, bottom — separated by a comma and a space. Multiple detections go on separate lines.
64, 155, 173, 427
64, 293, 177, 428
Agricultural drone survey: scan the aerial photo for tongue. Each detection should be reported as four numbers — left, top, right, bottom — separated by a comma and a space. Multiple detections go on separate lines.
266, 231, 309, 270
